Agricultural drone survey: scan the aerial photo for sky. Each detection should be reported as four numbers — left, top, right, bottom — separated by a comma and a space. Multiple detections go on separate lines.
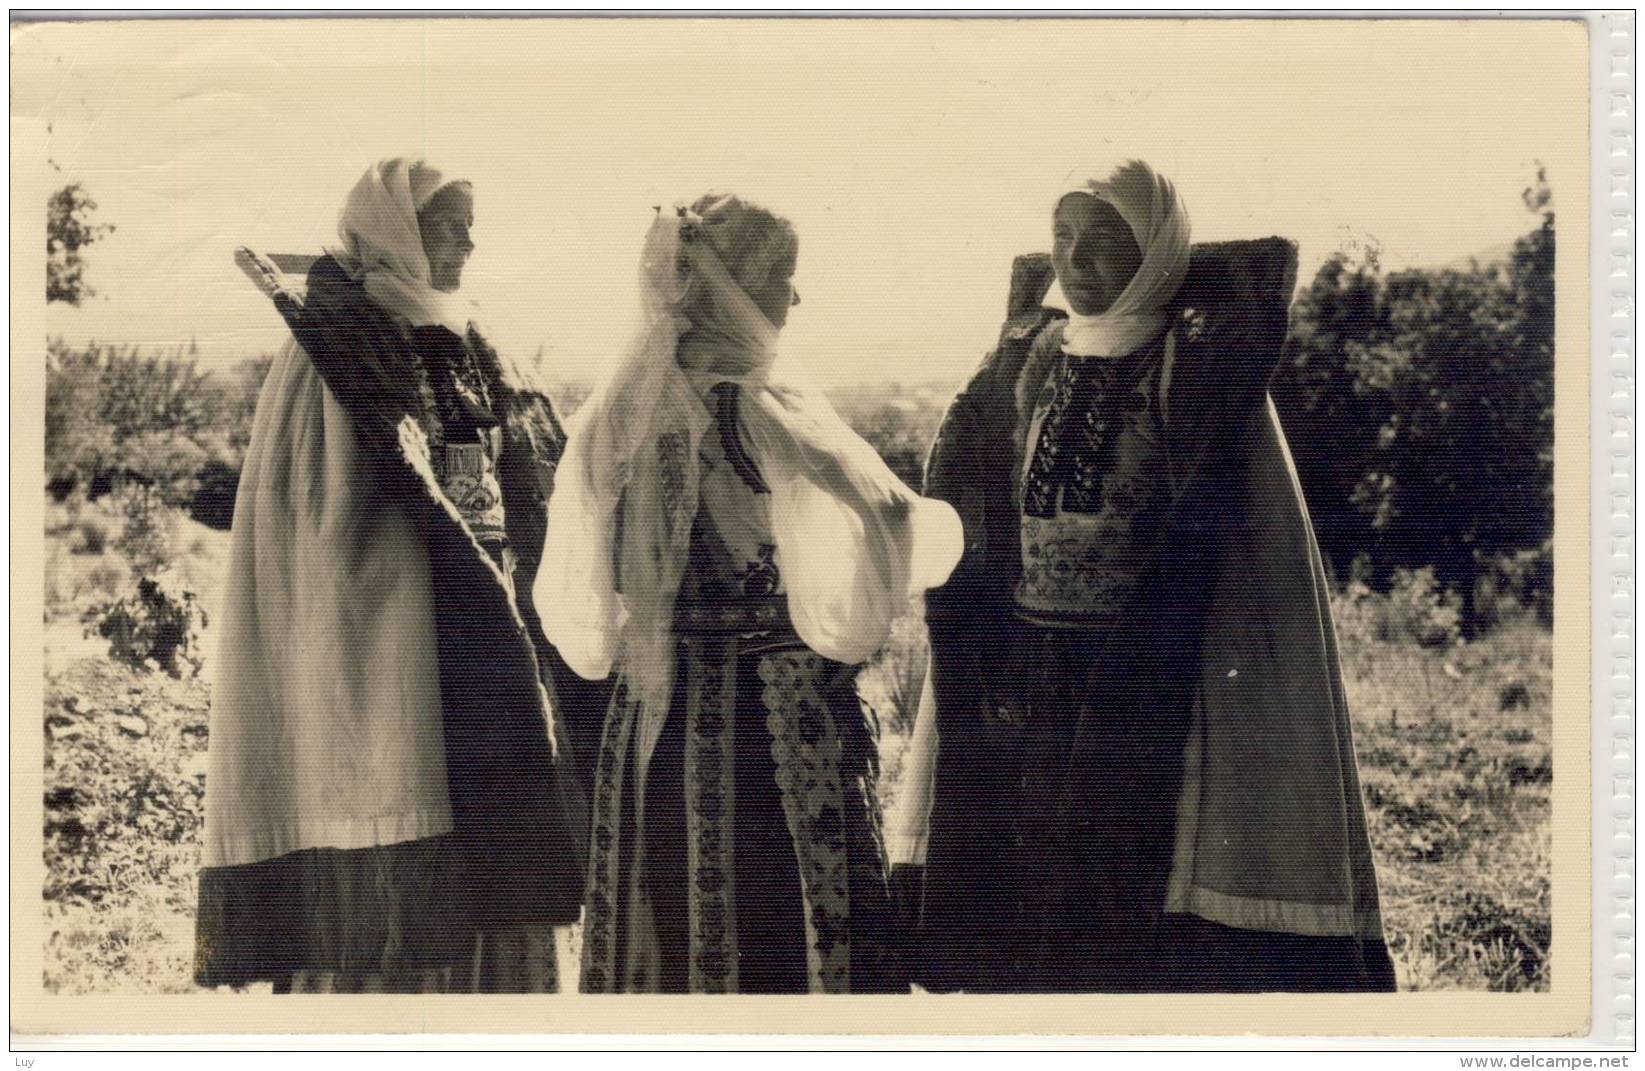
14, 17, 1588, 387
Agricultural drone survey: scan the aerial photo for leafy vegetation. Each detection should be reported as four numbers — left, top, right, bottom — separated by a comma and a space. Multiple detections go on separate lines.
1272, 170, 1555, 633
47, 182, 116, 306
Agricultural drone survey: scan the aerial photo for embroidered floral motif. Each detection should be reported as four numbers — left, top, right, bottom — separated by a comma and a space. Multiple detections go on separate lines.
1017, 511, 1157, 624
407, 348, 444, 455
760, 650, 852, 993
1023, 345, 1161, 518
683, 518, 782, 602
656, 431, 692, 543
677, 509, 788, 633
420, 335, 512, 545
580, 680, 637, 994
675, 596, 789, 634
685, 638, 739, 993
1015, 341, 1170, 627
439, 439, 508, 544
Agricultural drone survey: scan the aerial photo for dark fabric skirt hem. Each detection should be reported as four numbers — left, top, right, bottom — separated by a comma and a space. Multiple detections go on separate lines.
194, 833, 573, 990
915, 914, 1397, 994
1151, 913, 1397, 993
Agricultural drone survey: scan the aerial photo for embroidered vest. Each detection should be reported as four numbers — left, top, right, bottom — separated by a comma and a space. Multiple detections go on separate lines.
420, 328, 510, 553
1014, 335, 1170, 629
674, 384, 789, 635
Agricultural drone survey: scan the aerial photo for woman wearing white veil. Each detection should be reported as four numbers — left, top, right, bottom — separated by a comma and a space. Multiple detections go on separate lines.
538, 193, 962, 993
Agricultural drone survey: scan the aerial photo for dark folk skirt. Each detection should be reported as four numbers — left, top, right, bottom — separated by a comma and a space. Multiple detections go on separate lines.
194, 544, 589, 991
195, 837, 559, 992
581, 630, 904, 994
918, 624, 1396, 994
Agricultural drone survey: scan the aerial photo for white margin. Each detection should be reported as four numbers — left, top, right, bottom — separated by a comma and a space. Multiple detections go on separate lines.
1594, 7, 1637, 1051
6, 7, 1639, 1054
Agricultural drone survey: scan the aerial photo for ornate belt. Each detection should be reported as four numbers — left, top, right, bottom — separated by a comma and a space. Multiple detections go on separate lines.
673, 592, 794, 637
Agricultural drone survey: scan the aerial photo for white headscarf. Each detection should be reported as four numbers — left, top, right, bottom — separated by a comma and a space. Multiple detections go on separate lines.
1042, 160, 1192, 358
537, 196, 963, 766
325, 157, 477, 335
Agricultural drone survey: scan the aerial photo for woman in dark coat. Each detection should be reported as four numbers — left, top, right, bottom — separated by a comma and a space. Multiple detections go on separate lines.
195, 158, 591, 992
897, 161, 1396, 994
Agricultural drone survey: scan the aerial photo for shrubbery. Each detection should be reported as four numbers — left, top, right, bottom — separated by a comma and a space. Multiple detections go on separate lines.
830, 393, 947, 493
1272, 172, 1554, 633
45, 485, 212, 681
89, 573, 206, 679
45, 338, 269, 529
1336, 568, 1463, 649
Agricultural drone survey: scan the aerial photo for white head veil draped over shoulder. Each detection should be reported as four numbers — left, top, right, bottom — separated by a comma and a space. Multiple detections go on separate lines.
537, 194, 964, 754
1042, 160, 1192, 358
325, 157, 478, 335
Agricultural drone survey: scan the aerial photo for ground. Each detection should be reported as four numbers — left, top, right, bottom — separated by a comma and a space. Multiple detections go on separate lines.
40, 498, 1553, 994
1333, 601, 1553, 991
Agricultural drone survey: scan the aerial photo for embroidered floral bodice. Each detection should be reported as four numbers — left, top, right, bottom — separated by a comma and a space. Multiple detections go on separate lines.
676, 384, 785, 624
422, 329, 509, 551
1014, 335, 1171, 629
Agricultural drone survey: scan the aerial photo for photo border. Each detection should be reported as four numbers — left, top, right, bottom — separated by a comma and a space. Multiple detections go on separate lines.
7, 10, 1627, 1047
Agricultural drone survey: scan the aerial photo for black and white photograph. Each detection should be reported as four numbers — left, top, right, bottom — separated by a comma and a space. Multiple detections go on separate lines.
10, 12, 1615, 1042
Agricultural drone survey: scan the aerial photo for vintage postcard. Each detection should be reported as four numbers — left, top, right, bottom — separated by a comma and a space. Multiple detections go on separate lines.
8, 12, 1627, 1047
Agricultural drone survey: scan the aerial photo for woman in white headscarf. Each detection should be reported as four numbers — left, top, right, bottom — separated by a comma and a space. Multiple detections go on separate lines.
194, 158, 590, 993
902, 161, 1394, 992
539, 193, 963, 993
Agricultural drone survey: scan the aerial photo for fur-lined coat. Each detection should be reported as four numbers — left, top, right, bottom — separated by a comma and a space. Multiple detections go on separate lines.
200, 255, 593, 926
909, 242, 1386, 988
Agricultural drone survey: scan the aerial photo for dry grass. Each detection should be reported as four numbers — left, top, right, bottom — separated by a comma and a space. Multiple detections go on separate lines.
1333, 599, 1553, 991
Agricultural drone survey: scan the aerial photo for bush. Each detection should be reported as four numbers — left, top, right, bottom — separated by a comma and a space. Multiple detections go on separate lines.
44, 340, 272, 519
43, 655, 210, 993
1334, 572, 1460, 653
1476, 542, 1554, 630
1375, 567, 1463, 648
114, 485, 176, 576
73, 518, 109, 556
122, 431, 209, 509
88, 572, 206, 678
74, 558, 130, 613
1272, 173, 1554, 634
186, 457, 241, 531
45, 342, 118, 496
81, 487, 211, 678
95, 345, 217, 448
831, 392, 947, 493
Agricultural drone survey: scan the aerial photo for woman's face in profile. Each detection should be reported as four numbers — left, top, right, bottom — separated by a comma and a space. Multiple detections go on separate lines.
748, 245, 800, 330
1052, 193, 1142, 316
419, 184, 475, 293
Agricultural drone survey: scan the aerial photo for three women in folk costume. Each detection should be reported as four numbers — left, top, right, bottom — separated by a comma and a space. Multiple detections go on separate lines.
201, 155, 1392, 995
